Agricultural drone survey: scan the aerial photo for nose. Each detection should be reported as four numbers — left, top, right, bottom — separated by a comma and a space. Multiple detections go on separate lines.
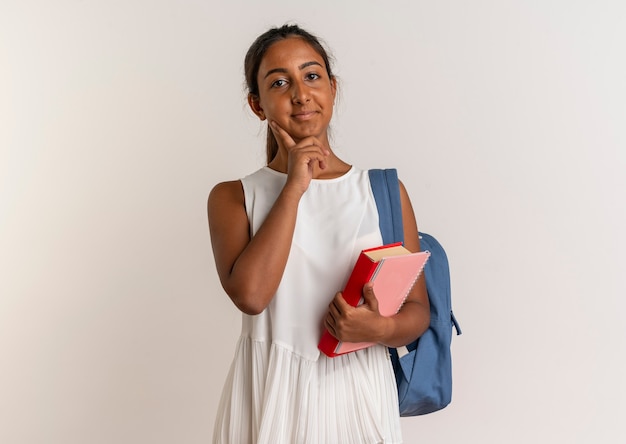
291, 80, 310, 104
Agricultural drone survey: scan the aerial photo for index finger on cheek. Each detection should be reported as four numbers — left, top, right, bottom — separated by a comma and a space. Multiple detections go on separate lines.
270, 121, 295, 149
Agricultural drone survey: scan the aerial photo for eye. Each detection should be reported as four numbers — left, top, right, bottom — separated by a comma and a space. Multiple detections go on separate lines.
271, 78, 288, 88
305, 72, 321, 81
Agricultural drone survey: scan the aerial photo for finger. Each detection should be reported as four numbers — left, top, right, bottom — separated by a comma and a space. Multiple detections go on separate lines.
330, 292, 350, 313
299, 137, 331, 159
324, 316, 338, 339
325, 311, 335, 328
291, 149, 329, 172
297, 142, 329, 170
361, 283, 379, 310
269, 121, 296, 149
326, 301, 341, 323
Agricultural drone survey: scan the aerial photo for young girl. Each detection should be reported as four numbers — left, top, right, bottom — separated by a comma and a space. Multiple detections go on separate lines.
208, 24, 430, 444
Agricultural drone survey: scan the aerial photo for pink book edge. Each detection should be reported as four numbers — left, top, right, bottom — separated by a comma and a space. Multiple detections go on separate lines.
333, 250, 430, 355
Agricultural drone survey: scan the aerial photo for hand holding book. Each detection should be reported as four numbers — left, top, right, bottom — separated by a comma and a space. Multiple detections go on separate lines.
324, 281, 388, 345
318, 243, 430, 357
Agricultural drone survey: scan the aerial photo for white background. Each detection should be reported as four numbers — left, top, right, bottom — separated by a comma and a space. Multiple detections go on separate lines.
1, 1, 625, 443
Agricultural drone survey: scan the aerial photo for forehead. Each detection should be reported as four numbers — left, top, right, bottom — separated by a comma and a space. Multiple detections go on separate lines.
259, 37, 326, 73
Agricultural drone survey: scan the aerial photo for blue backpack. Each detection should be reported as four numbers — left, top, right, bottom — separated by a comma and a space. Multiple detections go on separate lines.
369, 169, 462, 416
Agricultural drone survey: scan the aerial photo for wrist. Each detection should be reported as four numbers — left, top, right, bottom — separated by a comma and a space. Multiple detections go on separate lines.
278, 182, 305, 204
376, 316, 395, 344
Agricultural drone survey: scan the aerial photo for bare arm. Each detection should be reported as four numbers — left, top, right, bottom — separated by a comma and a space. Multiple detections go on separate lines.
379, 179, 430, 346
207, 122, 330, 315
207, 179, 301, 315
324, 180, 430, 347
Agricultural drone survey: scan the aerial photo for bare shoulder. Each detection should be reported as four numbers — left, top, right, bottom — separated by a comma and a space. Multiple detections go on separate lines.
207, 180, 247, 228
397, 178, 420, 251
208, 180, 244, 210
398, 179, 416, 213
398, 179, 409, 196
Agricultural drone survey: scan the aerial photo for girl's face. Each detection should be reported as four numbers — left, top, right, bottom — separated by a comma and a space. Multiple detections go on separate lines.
250, 37, 337, 144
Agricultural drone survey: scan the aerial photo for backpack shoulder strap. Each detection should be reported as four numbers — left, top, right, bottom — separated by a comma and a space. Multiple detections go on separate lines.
368, 169, 404, 245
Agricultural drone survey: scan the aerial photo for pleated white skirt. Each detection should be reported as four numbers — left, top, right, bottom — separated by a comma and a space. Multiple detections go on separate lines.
213, 337, 403, 444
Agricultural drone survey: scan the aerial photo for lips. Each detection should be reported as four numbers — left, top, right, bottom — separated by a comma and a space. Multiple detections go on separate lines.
292, 110, 317, 121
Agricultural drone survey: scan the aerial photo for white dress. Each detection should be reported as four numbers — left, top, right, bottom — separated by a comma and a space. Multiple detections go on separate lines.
213, 166, 403, 444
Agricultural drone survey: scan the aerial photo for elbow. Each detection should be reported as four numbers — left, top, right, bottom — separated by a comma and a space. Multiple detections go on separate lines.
234, 299, 266, 316
225, 283, 271, 316
412, 307, 430, 341
392, 302, 430, 347
417, 309, 430, 337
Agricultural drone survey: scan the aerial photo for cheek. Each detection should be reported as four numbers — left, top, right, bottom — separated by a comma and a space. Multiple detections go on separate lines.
259, 96, 281, 116
315, 87, 336, 106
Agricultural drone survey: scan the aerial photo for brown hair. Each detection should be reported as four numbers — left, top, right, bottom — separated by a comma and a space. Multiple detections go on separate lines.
244, 24, 335, 163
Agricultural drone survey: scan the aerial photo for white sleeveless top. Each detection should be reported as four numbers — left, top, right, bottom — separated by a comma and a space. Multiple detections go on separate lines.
213, 166, 403, 444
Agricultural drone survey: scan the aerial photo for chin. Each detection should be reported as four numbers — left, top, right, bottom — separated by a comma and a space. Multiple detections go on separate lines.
290, 123, 326, 140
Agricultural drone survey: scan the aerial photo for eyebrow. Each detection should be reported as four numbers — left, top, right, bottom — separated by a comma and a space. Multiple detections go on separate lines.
263, 61, 323, 79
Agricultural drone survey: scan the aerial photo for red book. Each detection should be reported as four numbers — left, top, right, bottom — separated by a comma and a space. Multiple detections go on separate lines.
318, 243, 430, 357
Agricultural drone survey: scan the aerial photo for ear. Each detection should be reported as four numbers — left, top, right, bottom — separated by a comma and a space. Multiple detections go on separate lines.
248, 94, 266, 121
330, 76, 338, 100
